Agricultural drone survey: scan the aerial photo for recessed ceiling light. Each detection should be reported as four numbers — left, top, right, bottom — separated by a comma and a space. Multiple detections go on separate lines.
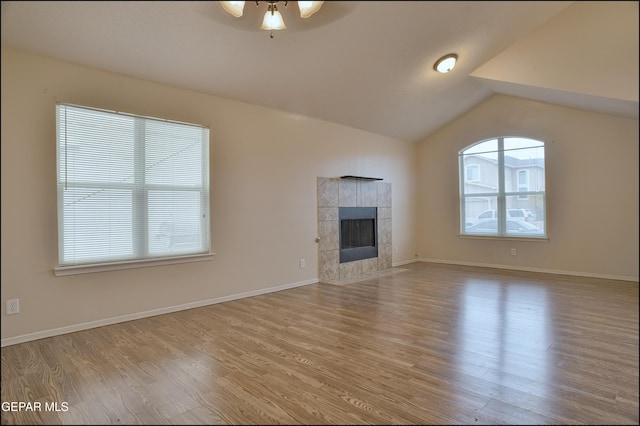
434, 54, 458, 73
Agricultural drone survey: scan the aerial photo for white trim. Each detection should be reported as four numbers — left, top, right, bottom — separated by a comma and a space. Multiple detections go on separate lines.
392, 259, 420, 267
1, 277, 319, 347
54, 253, 216, 276
418, 258, 639, 282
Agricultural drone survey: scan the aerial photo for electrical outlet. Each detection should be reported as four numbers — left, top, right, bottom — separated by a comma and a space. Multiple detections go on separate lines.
511, 248, 517, 256
7, 299, 19, 315
300, 258, 305, 268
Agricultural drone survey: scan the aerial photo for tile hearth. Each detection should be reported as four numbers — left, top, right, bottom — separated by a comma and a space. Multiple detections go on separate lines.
321, 267, 409, 286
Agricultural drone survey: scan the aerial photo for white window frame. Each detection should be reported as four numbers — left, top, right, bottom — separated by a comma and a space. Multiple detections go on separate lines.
54, 104, 214, 275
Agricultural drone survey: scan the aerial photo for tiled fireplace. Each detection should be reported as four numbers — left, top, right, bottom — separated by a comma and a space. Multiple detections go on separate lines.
317, 176, 392, 282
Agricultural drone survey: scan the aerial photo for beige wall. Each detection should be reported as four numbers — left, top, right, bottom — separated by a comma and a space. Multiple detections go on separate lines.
1, 48, 419, 342
417, 94, 639, 281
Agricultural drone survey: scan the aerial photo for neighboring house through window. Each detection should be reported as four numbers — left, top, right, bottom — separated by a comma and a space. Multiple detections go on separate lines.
459, 137, 546, 238
56, 104, 211, 270
466, 164, 480, 182
517, 170, 529, 199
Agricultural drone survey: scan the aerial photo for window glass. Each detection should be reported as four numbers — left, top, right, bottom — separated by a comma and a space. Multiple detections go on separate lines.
459, 137, 546, 238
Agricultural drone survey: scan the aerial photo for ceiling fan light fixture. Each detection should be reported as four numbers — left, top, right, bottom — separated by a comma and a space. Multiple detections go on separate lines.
261, 4, 286, 30
220, 1, 323, 36
298, 1, 324, 18
220, 1, 245, 18
434, 54, 458, 73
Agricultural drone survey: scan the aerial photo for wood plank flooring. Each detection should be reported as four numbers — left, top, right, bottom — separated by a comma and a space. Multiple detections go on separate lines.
1, 262, 638, 425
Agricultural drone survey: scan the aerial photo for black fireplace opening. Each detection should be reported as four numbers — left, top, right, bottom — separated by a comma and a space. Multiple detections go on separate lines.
339, 207, 377, 263
341, 219, 375, 249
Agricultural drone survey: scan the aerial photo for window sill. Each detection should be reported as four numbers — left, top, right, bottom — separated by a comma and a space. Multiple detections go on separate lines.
458, 234, 548, 242
54, 252, 216, 276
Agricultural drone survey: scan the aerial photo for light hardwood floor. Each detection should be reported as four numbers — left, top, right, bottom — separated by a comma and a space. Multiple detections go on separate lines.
1, 262, 638, 425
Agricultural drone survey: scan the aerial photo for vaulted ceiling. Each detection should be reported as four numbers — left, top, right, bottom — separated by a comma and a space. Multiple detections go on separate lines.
1, 1, 638, 142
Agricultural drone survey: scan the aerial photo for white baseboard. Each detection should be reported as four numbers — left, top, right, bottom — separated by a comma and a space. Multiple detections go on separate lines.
418, 258, 639, 282
392, 259, 420, 267
1, 278, 319, 347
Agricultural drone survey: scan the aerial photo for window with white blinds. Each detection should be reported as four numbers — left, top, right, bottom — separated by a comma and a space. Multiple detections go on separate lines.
56, 104, 210, 267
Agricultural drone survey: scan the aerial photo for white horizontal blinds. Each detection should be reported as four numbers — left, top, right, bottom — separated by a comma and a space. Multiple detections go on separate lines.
145, 120, 209, 255
56, 104, 209, 266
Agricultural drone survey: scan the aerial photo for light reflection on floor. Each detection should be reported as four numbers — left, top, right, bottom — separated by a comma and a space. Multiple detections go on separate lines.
456, 278, 554, 402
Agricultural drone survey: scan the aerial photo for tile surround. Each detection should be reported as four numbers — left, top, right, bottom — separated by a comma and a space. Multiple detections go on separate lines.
317, 177, 392, 282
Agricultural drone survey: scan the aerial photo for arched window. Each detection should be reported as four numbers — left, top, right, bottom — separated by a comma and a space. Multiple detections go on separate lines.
459, 137, 546, 238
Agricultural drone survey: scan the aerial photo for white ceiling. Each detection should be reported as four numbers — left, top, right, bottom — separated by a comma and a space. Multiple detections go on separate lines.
1, 1, 638, 142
